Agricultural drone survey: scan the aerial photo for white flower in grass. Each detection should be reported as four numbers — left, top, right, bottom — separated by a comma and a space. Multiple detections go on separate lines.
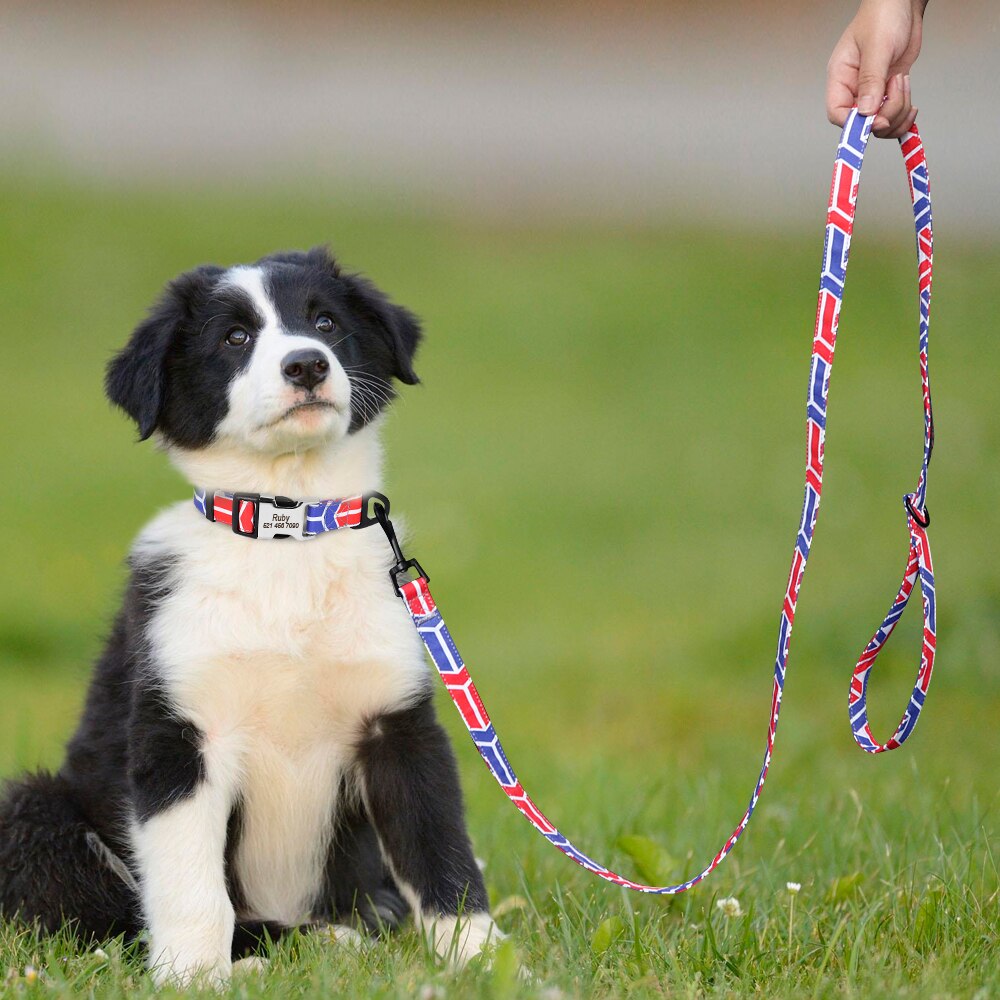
716, 896, 743, 918
786, 882, 802, 894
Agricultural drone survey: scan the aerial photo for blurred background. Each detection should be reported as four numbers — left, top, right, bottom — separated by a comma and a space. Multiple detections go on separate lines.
0, 0, 998, 968
2, 2, 998, 230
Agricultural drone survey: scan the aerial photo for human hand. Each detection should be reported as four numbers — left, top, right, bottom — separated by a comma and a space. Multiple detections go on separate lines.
827, 0, 927, 138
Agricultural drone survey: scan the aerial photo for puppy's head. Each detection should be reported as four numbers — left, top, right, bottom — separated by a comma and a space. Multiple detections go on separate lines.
106, 247, 421, 454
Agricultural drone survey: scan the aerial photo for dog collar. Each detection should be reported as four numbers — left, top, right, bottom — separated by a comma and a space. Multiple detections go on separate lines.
193, 488, 389, 540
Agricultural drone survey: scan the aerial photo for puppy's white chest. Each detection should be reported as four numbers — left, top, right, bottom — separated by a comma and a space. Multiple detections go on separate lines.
138, 510, 429, 921
144, 511, 428, 735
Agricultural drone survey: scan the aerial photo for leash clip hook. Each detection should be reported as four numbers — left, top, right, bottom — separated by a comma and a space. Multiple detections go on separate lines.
361, 492, 430, 596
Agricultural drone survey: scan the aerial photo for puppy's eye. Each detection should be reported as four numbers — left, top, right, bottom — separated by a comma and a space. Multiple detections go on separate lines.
225, 328, 250, 347
315, 314, 336, 334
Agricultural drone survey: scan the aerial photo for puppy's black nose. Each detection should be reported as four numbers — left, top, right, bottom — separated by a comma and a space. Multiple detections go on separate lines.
282, 349, 329, 391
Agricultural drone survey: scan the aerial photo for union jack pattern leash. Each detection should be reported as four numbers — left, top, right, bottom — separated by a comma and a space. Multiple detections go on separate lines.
194, 110, 936, 892
398, 111, 936, 892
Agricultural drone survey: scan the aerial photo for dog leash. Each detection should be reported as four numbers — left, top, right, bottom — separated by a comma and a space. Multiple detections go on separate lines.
194, 109, 936, 892
390, 110, 937, 890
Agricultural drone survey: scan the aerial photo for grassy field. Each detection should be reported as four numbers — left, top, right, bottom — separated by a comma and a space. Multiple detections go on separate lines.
0, 175, 997, 998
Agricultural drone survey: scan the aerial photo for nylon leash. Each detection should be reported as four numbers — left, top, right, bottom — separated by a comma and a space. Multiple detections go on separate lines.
392, 110, 937, 892
194, 110, 937, 892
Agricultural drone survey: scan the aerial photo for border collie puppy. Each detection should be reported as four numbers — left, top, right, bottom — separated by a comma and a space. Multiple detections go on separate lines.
0, 247, 498, 985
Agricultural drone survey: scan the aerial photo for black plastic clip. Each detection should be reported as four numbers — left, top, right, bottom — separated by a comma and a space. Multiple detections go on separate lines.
357, 491, 391, 528
904, 494, 930, 528
359, 492, 429, 596
231, 492, 261, 538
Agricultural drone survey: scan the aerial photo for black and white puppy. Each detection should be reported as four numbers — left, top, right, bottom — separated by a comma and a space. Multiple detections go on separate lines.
0, 247, 498, 985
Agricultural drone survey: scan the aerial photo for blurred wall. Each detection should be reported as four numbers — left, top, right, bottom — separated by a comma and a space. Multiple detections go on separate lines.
0, 1, 997, 231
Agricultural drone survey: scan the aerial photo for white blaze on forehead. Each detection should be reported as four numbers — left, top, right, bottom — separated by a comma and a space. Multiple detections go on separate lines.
212, 263, 352, 450
219, 266, 281, 331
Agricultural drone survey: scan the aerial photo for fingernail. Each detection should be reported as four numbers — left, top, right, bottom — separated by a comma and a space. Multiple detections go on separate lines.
858, 95, 877, 114
903, 74, 911, 94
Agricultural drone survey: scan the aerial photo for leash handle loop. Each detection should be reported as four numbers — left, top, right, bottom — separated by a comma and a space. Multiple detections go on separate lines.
846, 125, 936, 755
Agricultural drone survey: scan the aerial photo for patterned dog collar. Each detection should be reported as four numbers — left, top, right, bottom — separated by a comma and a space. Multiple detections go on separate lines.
193, 489, 388, 540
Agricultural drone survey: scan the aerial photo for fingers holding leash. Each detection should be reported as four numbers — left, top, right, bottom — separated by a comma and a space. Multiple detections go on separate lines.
873, 73, 916, 138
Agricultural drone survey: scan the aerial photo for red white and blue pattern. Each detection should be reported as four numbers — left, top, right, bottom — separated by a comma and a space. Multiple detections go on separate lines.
193, 490, 365, 536
193, 490, 259, 534
846, 125, 936, 754
304, 496, 364, 533
397, 111, 937, 892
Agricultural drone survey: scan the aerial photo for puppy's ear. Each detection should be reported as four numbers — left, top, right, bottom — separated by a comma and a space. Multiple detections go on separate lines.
342, 272, 423, 385
106, 267, 219, 440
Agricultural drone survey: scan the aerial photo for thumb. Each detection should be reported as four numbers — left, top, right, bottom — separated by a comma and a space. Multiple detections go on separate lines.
856, 45, 892, 115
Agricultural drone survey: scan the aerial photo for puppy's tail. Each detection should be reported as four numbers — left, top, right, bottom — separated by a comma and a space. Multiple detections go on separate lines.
0, 771, 140, 940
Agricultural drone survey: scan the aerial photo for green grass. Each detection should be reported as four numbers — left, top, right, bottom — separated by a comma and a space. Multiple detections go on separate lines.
0, 175, 997, 998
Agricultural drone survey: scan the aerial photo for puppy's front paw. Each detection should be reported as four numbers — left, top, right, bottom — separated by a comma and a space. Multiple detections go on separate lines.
314, 923, 367, 950
149, 955, 231, 989
426, 913, 504, 968
147, 933, 233, 989
232, 956, 269, 979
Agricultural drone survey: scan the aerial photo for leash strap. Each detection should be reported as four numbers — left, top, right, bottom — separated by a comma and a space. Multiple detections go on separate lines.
393, 110, 936, 892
